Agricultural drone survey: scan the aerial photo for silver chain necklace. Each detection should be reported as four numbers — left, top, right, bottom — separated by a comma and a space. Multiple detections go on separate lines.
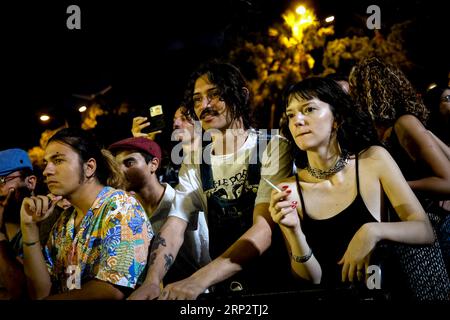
306, 152, 349, 179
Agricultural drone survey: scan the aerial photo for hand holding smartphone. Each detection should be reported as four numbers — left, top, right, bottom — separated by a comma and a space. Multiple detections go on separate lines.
148, 104, 166, 133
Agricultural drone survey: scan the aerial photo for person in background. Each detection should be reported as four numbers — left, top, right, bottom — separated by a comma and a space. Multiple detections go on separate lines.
0, 149, 37, 299
424, 85, 450, 158
349, 57, 450, 272
131, 105, 202, 187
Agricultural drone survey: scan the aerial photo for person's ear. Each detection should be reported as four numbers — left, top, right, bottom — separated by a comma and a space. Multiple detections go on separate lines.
333, 119, 344, 131
25, 175, 37, 191
242, 87, 249, 104
149, 158, 160, 174
84, 158, 97, 179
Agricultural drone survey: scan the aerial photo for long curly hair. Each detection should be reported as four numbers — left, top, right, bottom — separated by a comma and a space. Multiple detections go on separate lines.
349, 57, 429, 126
282, 77, 379, 169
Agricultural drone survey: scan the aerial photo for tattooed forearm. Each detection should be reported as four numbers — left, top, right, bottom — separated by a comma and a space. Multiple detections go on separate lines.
164, 254, 174, 271
151, 233, 166, 250
148, 251, 157, 266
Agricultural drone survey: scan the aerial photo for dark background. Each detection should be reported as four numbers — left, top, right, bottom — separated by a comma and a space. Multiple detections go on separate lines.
1, 0, 448, 150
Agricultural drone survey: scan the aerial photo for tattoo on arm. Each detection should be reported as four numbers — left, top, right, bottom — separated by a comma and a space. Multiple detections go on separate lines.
148, 252, 157, 266
164, 254, 174, 272
148, 233, 170, 268
152, 233, 166, 250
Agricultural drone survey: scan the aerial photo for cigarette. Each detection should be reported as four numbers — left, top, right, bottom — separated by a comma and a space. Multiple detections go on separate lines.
262, 177, 283, 192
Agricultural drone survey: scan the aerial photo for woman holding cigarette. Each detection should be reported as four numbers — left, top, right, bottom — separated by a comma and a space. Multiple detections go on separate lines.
269, 77, 434, 287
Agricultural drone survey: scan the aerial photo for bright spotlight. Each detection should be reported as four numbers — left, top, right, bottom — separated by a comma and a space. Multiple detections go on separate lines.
296, 5, 306, 15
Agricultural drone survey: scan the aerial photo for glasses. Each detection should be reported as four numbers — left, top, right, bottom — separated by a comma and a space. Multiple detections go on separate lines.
193, 89, 223, 109
440, 95, 450, 103
0, 174, 21, 185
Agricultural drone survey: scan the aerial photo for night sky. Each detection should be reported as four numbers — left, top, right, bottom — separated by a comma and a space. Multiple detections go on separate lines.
1, 0, 447, 150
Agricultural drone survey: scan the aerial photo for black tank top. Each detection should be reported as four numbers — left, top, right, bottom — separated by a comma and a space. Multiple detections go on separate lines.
295, 154, 378, 287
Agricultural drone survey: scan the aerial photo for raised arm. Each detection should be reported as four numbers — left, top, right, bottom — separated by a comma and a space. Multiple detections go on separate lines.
131, 116, 162, 140
269, 186, 322, 283
20, 195, 61, 299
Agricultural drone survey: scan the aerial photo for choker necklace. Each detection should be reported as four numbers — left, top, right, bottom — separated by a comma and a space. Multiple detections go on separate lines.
306, 152, 349, 179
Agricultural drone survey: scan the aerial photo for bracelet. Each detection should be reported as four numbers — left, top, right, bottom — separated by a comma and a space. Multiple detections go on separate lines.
23, 240, 40, 247
291, 248, 313, 263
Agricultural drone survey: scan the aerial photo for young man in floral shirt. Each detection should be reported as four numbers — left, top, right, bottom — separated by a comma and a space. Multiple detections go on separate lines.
20, 128, 153, 299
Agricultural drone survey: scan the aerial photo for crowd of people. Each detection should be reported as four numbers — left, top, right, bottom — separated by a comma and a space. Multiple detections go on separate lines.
0, 58, 449, 301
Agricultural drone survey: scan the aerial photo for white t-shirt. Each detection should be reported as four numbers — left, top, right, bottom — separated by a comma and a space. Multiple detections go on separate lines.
169, 129, 293, 225
151, 183, 210, 273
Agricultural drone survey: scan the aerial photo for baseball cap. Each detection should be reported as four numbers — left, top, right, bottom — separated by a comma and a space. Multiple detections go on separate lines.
0, 148, 33, 176
108, 137, 162, 161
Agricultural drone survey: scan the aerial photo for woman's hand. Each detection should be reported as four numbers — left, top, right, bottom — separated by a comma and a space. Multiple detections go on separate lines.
338, 223, 378, 283
269, 185, 299, 229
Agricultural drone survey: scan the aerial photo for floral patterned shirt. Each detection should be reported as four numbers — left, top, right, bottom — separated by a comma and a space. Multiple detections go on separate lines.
44, 187, 153, 293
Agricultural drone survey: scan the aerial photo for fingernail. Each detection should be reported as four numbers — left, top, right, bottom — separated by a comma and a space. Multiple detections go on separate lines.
291, 204, 297, 209
286, 189, 292, 193
281, 186, 288, 190
291, 201, 297, 206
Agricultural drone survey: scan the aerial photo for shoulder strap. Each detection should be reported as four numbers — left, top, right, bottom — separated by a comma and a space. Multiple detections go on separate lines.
247, 132, 271, 185
355, 152, 361, 195
200, 132, 271, 191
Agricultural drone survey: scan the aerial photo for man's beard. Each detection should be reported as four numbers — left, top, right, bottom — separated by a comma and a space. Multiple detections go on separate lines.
2, 186, 32, 224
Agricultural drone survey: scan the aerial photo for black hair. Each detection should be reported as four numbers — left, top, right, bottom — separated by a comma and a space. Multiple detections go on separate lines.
48, 128, 126, 189
183, 60, 253, 129
325, 72, 349, 83
282, 77, 379, 168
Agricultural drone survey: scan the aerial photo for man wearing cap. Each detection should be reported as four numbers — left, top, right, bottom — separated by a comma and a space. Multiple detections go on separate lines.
108, 137, 210, 299
0, 148, 37, 299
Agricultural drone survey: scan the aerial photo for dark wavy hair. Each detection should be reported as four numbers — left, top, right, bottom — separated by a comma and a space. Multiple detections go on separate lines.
183, 60, 253, 129
349, 57, 429, 126
282, 77, 379, 168
48, 128, 126, 189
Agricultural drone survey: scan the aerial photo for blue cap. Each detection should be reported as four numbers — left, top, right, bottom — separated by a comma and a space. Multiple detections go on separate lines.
0, 148, 33, 176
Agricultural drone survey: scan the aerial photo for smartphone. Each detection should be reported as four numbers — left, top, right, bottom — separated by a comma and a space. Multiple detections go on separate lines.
148, 104, 166, 132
